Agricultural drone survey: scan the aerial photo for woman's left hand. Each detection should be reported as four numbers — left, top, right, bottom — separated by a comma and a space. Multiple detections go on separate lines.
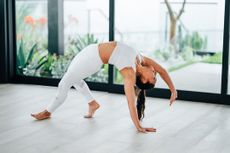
170, 90, 177, 106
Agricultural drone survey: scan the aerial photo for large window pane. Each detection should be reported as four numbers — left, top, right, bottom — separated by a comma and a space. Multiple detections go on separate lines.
16, 0, 109, 83
16, 0, 48, 77
115, 0, 225, 93
63, 0, 109, 83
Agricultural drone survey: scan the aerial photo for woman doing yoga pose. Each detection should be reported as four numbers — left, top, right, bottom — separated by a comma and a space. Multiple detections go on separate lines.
31, 41, 177, 133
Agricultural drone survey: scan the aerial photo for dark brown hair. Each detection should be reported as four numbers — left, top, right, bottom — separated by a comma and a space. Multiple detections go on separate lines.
135, 75, 155, 120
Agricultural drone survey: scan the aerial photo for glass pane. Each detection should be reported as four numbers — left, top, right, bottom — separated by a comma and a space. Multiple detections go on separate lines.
114, 0, 225, 93
16, 0, 48, 77
64, 0, 109, 83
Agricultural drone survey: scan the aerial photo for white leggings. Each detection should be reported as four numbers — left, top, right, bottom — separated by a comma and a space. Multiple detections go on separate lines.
46, 44, 103, 113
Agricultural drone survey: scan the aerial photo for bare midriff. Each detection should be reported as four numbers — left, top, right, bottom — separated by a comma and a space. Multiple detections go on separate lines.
98, 41, 117, 64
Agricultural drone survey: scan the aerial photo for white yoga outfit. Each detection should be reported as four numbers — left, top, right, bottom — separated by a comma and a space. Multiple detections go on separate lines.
108, 41, 139, 72
46, 41, 140, 113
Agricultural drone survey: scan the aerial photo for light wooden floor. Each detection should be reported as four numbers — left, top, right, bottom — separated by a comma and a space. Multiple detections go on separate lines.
0, 84, 230, 153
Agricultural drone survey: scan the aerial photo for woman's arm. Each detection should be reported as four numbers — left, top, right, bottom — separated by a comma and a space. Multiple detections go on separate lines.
120, 68, 155, 132
142, 56, 177, 105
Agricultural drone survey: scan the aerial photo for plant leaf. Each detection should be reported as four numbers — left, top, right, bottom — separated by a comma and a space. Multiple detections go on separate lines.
26, 43, 37, 65
18, 40, 26, 67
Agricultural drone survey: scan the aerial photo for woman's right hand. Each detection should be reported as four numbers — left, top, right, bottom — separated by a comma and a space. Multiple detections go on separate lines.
170, 90, 177, 106
137, 127, 156, 133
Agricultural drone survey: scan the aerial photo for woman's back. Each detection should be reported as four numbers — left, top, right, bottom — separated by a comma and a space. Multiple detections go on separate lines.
98, 41, 117, 64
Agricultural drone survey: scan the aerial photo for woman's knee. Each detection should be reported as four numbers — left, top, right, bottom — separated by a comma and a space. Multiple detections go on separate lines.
58, 78, 71, 91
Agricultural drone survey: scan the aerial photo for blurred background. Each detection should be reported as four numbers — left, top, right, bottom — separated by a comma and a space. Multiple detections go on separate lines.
13, 0, 229, 97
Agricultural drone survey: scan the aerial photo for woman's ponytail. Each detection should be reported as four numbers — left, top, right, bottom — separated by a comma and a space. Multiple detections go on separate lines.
135, 74, 154, 120
136, 89, 146, 120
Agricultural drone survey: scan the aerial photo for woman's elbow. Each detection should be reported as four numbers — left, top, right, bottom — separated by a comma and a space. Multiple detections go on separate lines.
124, 78, 135, 86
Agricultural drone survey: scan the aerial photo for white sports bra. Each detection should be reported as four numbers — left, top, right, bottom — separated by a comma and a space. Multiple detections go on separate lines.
108, 41, 142, 72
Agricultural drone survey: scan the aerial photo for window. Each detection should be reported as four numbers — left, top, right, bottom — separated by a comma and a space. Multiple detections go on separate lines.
16, 0, 48, 77
15, 0, 109, 83
114, 0, 225, 93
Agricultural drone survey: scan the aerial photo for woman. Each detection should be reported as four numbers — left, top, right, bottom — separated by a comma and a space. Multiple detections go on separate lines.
31, 41, 177, 133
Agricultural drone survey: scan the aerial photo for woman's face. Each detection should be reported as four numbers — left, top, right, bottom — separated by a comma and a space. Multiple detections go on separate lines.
140, 66, 157, 85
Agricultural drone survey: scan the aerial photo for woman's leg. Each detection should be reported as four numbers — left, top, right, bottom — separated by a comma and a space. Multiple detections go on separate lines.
31, 71, 78, 119
30, 71, 82, 120
31, 44, 103, 120
46, 44, 103, 113
46, 72, 80, 113
73, 80, 100, 118
73, 80, 94, 102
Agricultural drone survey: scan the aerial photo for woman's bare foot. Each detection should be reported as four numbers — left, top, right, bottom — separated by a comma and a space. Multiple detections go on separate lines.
84, 100, 100, 118
31, 110, 51, 120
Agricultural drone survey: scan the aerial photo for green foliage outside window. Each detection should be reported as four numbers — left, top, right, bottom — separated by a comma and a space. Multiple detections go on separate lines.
16, 34, 108, 82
